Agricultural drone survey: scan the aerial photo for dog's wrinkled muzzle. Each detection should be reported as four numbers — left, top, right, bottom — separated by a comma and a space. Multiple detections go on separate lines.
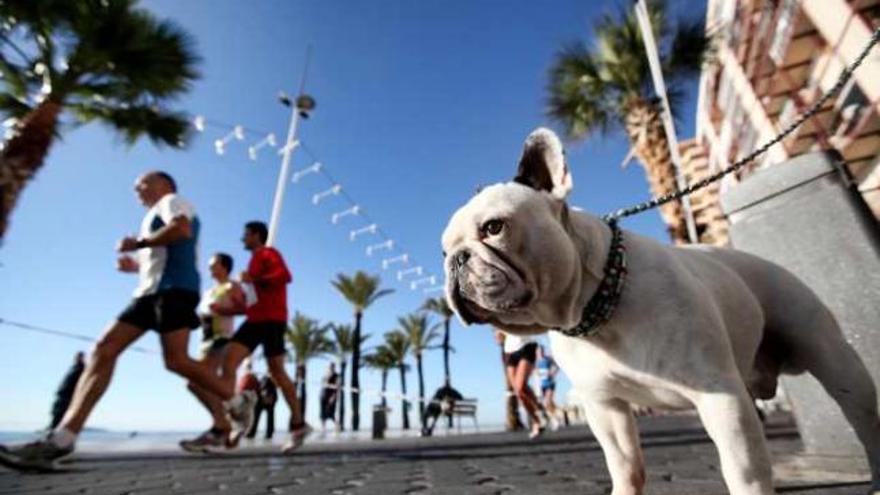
447, 250, 533, 326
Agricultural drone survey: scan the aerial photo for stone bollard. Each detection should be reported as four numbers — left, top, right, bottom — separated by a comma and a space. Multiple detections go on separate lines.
720, 151, 880, 456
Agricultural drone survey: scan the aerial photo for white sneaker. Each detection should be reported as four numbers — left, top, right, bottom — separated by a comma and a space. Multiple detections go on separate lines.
226, 390, 257, 438
528, 423, 545, 440
282, 423, 313, 455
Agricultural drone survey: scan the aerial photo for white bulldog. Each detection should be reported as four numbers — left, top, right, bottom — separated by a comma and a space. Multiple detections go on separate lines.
441, 128, 880, 495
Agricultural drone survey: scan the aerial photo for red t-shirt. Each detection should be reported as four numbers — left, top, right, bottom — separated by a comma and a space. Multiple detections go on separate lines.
246, 246, 292, 322
237, 372, 259, 393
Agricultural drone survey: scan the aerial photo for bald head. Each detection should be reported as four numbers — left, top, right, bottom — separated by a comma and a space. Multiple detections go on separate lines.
134, 171, 177, 207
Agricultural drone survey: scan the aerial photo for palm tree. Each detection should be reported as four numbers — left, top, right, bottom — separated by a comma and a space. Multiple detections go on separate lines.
0, 0, 200, 238
421, 297, 455, 386
363, 345, 396, 409
398, 312, 440, 430
546, 0, 712, 243
328, 323, 368, 431
331, 271, 393, 431
384, 330, 411, 430
287, 312, 333, 419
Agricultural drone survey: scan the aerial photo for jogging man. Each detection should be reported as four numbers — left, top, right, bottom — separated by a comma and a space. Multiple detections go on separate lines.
180, 252, 246, 452
185, 221, 310, 454
0, 171, 235, 470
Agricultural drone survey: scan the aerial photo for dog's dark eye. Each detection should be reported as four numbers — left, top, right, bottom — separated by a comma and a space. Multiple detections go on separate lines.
482, 219, 504, 236
442, 251, 447, 258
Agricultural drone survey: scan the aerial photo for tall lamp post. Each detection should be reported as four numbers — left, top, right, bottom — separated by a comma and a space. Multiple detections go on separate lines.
267, 50, 316, 247
634, 0, 699, 243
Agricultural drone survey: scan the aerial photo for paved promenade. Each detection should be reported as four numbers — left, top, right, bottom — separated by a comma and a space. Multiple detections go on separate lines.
0, 415, 871, 494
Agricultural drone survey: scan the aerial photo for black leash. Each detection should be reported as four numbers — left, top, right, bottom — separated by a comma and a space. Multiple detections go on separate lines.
603, 27, 880, 223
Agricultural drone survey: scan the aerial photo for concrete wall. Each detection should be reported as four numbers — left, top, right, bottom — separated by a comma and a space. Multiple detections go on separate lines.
721, 151, 880, 455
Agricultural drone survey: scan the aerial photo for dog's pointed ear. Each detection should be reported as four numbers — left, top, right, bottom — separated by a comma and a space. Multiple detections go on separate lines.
513, 127, 573, 200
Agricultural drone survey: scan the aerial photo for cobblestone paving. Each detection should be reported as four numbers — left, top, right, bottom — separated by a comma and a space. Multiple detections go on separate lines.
0, 416, 872, 494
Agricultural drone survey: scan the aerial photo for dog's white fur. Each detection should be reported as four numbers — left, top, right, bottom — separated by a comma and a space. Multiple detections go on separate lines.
442, 128, 880, 495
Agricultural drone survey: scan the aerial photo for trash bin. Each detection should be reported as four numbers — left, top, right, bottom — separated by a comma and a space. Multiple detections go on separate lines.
372, 405, 388, 440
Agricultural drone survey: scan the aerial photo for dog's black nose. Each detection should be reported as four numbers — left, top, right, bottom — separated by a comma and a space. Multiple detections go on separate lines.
455, 250, 470, 268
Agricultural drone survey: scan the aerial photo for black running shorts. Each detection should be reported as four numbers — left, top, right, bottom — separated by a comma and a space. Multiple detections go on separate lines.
118, 289, 200, 333
505, 342, 538, 368
232, 321, 287, 358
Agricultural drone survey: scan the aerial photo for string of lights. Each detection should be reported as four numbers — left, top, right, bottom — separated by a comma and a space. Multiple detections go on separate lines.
190, 114, 444, 295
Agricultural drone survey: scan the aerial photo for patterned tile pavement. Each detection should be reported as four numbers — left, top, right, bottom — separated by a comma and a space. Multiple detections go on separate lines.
0, 415, 872, 494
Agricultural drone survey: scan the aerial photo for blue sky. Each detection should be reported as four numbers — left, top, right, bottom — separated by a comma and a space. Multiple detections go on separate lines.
0, 0, 703, 432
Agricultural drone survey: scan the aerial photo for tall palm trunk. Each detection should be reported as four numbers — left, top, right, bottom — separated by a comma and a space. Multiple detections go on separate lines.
337, 359, 347, 431
442, 317, 451, 385
416, 353, 426, 429
351, 311, 362, 431
622, 97, 688, 244
500, 342, 524, 431
296, 362, 307, 420
380, 369, 388, 408
443, 317, 454, 429
0, 99, 62, 239
398, 364, 410, 430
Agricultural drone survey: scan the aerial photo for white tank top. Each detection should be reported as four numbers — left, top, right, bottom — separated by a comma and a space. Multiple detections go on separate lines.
502, 332, 535, 354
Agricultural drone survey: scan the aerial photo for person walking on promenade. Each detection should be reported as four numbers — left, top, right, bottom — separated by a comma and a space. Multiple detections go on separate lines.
535, 345, 560, 430
499, 329, 547, 439
0, 171, 240, 471
319, 362, 339, 431
179, 253, 246, 452
495, 331, 525, 431
47, 352, 86, 430
247, 375, 277, 439
186, 221, 310, 454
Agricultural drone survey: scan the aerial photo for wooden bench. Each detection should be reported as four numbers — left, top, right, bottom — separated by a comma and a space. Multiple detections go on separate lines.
450, 398, 479, 432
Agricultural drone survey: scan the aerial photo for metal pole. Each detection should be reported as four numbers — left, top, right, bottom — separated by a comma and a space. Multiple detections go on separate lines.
266, 104, 300, 247
267, 47, 312, 247
634, 0, 699, 243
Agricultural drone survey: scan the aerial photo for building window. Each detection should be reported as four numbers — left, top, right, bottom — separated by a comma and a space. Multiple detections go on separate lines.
831, 79, 869, 138
769, 0, 798, 65
737, 124, 758, 163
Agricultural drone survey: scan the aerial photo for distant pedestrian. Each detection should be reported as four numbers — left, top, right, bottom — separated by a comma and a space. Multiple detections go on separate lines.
495, 330, 525, 431
247, 375, 277, 439
237, 358, 260, 395
48, 352, 86, 430
420, 382, 463, 437
180, 252, 246, 452
499, 329, 547, 439
535, 345, 560, 430
319, 362, 339, 431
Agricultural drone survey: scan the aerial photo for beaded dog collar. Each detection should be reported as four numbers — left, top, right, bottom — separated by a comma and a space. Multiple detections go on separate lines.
553, 220, 627, 338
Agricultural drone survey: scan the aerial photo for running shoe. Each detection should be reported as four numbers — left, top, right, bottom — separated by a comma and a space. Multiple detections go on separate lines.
528, 422, 545, 440
281, 423, 313, 455
179, 429, 227, 453
226, 390, 257, 439
0, 435, 74, 472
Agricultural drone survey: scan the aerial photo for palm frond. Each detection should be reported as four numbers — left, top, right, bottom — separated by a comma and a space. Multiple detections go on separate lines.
545, 0, 711, 142
397, 313, 440, 356
69, 102, 191, 147
363, 345, 397, 371
421, 297, 453, 319
383, 330, 410, 365
332, 271, 393, 312
329, 323, 355, 355
287, 312, 333, 364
